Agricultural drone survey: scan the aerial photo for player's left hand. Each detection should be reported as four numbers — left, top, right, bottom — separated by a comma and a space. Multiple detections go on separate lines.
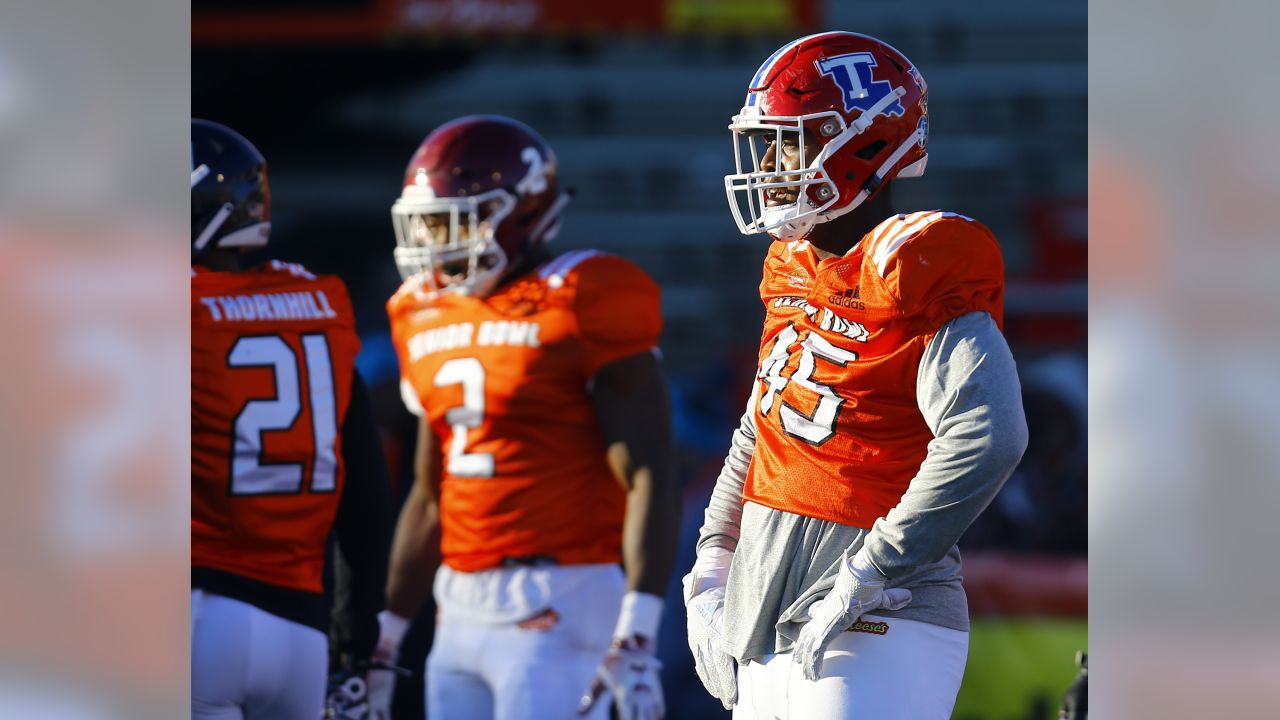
323, 670, 369, 720
577, 635, 665, 720
792, 548, 912, 681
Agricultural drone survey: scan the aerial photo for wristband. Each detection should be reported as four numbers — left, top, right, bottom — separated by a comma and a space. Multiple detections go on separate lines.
690, 546, 734, 594
691, 545, 734, 575
613, 591, 664, 641
377, 610, 411, 647
849, 548, 887, 580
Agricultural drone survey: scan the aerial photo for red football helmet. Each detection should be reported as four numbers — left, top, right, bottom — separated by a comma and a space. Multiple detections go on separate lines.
391, 115, 569, 298
725, 31, 929, 240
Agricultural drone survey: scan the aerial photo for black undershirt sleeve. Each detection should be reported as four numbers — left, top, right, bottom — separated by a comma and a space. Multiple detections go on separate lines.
330, 371, 394, 664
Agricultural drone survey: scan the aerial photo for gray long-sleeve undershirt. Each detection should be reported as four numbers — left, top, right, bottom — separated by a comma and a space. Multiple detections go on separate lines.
693, 311, 1028, 661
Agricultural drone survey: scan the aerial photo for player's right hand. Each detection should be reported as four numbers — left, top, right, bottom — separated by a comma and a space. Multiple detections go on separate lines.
1059, 651, 1087, 719
682, 573, 738, 709
792, 548, 911, 681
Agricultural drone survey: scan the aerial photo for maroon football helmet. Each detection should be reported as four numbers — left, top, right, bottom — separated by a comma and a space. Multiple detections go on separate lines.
725, 32, 930, 241
391, 115, 569, 298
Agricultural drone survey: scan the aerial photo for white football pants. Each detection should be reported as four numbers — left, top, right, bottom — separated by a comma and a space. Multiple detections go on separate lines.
426, 564, 625, 720
733, 615, 968, 720
190, 590, 328, 720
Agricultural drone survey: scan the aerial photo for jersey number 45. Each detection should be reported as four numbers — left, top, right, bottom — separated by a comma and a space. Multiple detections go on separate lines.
757, 323, 858, 446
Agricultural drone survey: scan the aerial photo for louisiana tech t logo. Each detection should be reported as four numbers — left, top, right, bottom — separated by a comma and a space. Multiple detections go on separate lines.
816, 52, 905, 117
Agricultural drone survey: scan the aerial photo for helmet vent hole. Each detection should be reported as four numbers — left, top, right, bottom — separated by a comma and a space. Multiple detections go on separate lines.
854, 140, 887, 160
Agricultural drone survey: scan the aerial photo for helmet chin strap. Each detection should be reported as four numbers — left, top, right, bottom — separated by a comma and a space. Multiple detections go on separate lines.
464, 242, 509, 299
407, 272, 440, 304
528, 192, 571, 244
762, 201, 818, 241
851, 87, 906, 133
819, 117, 928, 224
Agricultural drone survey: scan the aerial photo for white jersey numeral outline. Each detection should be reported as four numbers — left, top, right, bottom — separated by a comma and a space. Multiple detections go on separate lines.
757, 323, 859, 445
227, 334, 339, 495
434, 357, 495, 478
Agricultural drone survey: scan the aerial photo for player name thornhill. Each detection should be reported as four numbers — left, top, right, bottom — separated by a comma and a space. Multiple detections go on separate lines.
199, 290, 340, 323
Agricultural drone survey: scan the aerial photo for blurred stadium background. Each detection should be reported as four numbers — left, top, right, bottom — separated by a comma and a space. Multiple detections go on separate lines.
194, 1, 1086, 718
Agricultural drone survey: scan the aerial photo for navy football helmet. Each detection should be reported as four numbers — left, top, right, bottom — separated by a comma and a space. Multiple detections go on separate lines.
191, 119, 271, 259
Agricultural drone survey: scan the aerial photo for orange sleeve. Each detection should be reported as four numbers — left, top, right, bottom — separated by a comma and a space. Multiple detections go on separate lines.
884, 216, 1006, 330
385, 287, 411, 378
572, 254, 663, 376
384, 284, 426, 417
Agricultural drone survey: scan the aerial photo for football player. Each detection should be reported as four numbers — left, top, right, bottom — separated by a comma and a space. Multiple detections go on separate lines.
190, 119, 395, 720
372, 115, 680, 720
1060, 651, 1088, 719
684, 32, 1029, 719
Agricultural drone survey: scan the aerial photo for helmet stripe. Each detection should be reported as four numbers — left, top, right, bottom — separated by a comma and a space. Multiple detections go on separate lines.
749, 43, 795, 88
749, 31, 848, 88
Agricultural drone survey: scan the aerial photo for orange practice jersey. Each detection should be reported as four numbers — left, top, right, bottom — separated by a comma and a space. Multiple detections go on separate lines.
744, 212, 1005, 528
387, 250, 662, 572
192, 261, 361, 593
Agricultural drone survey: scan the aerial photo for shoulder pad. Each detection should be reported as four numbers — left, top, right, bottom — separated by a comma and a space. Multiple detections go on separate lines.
864, 211, 984, 277
536, 249, 607, 289
265, 259, 320, 280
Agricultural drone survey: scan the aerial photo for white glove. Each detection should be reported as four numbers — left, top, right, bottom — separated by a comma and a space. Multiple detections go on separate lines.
682, 547, 738, 708
365, 611, 410, 720
792, 548, 912, 681
578, 635, 665, 720
364, 667, 394, 720
682, 573, 737, 709
579, 592, 666, 720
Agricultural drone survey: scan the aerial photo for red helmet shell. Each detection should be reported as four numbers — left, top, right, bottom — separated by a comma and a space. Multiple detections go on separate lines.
402, 115, 562, 263
745, 32, 929, 214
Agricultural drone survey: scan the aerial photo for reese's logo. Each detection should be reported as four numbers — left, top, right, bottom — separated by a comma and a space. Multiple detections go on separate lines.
846, 619, 889, 635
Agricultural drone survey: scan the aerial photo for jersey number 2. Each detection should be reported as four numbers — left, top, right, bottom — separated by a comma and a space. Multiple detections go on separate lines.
434, 357, 495, 478
228, 334, 338, 495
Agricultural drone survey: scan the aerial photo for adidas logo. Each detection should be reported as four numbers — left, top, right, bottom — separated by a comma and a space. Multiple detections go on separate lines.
827, 285, 864, 310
